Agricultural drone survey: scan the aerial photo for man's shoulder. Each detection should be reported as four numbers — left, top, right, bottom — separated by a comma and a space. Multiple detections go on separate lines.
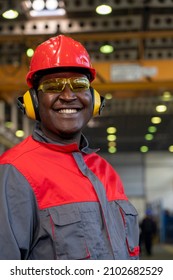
0, 136, 39, 164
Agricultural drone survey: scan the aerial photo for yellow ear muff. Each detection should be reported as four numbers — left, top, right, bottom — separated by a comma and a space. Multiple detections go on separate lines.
92, 88, 101, 116
91, 88, 105, 116
23, 90, 37, 120
17, 89, 39, 120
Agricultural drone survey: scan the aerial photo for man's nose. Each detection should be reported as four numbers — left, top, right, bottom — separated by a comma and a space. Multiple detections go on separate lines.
59, 85, 77, 100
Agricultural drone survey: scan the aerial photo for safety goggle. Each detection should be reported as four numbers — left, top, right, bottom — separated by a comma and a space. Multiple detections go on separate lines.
38, 77, 90, 93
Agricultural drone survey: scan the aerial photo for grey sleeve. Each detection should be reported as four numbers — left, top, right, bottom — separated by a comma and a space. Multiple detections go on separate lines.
0, 164, 39, 260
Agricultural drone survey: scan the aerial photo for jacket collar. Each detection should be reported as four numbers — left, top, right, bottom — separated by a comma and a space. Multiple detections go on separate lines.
32, 122, 99, 154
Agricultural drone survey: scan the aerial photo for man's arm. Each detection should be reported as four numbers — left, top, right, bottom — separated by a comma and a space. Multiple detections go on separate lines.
0, 164, 39, 259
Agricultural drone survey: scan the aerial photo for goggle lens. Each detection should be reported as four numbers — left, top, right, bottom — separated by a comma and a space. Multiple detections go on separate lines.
38, 77, 90, 93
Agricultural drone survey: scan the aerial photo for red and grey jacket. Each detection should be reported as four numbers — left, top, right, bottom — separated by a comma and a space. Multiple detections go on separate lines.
0, 126, 139, 260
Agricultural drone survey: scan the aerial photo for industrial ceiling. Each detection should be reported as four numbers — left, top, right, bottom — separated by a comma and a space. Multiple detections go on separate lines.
1, 0, 173, 153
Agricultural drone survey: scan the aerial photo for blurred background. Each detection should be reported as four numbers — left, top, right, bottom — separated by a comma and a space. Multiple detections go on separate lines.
0, 0, 173, 259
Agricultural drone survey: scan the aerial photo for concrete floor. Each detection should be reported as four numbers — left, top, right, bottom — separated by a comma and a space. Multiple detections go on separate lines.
140, 243, 173, 260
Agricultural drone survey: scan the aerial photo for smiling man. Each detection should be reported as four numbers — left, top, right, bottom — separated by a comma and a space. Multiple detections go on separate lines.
37, 72, 93, 144
0, 35, 139, 260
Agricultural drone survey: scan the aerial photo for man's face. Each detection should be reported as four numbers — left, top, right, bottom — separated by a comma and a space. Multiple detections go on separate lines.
37, 72, 93, 141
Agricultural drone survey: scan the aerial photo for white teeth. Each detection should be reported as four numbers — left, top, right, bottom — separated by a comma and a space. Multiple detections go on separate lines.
58, 109, 78, 113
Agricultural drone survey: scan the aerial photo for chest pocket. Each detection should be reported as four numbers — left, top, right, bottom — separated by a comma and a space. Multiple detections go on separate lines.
115, 200, 140, 258
48, 205, 90, 260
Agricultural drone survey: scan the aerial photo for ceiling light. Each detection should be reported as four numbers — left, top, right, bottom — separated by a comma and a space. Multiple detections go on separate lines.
2, 9, 19, 19
156, 104, 167, 113
107, 135, 116, 141
24, 0, 66, 17
15, 130, 25, 138
140, 146, 149, 153
168, 145, 173, 152
4, 121, 13, 129
145, 134, 154, 141
161, 91, 172, 101
30, 8, 66, 16
2, 0, 19, 19
100, 45, 114, 54
46, 0, 58, 10
96, 4, 112, 15
151, 117, 161, 124
148, 126, 157, 133
107, 127, 117, 134
26, 48, 34, 57
108, 147, 117, 153
32, 0, 45, 11
105, 93, 112, 100
108, 141, 116, 147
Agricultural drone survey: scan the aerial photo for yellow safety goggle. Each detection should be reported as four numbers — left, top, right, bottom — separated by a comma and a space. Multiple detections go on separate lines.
38, 77, 90, 93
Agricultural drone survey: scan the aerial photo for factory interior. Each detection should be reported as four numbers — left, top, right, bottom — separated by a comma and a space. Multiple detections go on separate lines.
0, 0, 173, 259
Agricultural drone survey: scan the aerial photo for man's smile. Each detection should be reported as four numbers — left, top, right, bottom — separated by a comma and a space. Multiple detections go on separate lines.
57, 108, 81, 114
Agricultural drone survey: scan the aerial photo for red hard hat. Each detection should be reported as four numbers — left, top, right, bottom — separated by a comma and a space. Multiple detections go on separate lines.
26, 35, 96, 87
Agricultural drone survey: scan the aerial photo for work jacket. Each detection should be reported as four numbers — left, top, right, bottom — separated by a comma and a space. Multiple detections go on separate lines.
0, 124, 139, 260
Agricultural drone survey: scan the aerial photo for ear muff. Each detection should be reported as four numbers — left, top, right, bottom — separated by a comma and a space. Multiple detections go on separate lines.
17, 88, 40, 120
90, 87, 105, 116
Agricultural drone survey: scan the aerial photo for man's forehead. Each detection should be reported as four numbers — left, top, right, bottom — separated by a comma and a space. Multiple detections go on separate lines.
39, 72, 87, 83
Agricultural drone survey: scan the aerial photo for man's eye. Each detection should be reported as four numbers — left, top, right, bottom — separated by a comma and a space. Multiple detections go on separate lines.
47, 86, 57, 91
44, 83, 60, 91
75, 83, 86, 88
73, 80, 89, 88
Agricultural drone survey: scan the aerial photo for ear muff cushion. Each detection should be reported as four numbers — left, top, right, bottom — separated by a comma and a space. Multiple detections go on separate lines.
91, 87, 105, 116
92, 89, 101, 116
23, 89, 39, 120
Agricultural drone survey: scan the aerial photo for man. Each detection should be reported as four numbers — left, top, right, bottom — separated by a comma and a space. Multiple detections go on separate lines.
0, 35, 139, 260
140, 209, 157, 256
